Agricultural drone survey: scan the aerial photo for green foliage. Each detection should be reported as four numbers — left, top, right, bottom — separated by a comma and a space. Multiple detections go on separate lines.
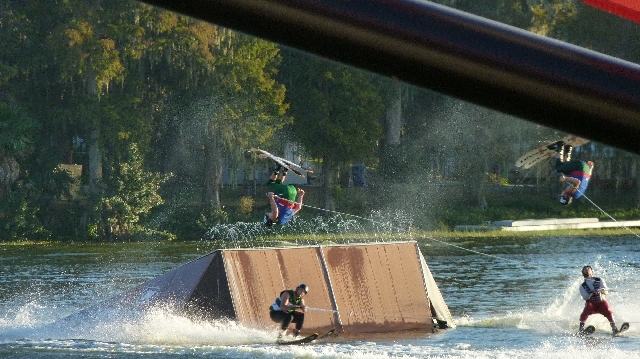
282, 53, 384, 166
0, 183, 49, 241
160, 28, 289, 213
197, 209, 229, 231
48, 17, 124, 96
0, 102, 38, 158
486, 171, 509, 186
1, 1, 640, 242
0, 102, 48, 241
529, 0, 578, 36
88, 143, 172, 240
239, 196, 255, 216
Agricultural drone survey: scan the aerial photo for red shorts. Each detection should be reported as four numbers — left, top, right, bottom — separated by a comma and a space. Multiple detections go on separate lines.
580, 300, 614, 322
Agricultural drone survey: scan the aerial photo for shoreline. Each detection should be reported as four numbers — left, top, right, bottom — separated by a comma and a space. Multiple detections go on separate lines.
2, 226, 638, 247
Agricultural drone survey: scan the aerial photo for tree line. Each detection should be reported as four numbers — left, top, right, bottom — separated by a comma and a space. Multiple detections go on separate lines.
1, 0, 639, 241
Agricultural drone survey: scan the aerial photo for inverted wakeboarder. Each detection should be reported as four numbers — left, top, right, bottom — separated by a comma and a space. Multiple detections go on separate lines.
547, 141, 594, 206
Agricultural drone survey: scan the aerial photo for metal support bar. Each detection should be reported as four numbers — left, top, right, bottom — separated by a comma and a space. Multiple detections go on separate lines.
143, 0, 640, 154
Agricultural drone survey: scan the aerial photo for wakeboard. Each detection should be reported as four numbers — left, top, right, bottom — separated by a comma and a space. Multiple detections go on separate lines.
277, 328, 335, 345
277, 333, 319, 345
515, 135, 590, 169
249, 148, 313, 178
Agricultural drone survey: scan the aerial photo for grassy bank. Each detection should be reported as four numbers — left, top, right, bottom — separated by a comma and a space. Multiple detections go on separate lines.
4, 225, 637, 250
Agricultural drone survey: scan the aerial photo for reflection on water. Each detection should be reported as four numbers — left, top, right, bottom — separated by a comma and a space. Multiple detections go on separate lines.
1, 235, 640, 358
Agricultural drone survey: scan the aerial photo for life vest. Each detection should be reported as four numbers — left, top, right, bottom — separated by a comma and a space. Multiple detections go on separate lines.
582, 277, 604, 302
270, 290, 302, 312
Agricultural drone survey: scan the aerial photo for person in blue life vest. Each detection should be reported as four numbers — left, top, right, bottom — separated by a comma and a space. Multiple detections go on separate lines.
264, 164, 305, 226
578, 266, 619, 334
269, 283, 309, 338
547, 141, 594, 205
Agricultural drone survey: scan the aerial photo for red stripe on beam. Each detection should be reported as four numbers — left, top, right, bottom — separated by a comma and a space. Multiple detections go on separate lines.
582, 0, 640, 23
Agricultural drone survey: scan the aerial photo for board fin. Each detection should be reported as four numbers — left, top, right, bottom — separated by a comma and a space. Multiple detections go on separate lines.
317, 328, 335, 340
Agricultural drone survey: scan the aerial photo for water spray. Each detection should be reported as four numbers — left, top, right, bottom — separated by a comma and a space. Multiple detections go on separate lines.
275, 196, 522, 264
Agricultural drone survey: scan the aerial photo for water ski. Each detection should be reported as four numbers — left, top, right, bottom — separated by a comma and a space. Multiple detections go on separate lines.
577, 325, 595, 337
613, 322, 630, 337
277, 328, 335, 345
515, 135, 590, 169
249, 148, 313, 178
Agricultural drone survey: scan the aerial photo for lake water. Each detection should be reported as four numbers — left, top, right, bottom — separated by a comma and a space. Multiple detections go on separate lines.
1, 234, 639, 358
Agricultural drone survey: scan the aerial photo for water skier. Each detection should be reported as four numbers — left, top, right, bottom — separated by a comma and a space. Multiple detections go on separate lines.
578, 265, 619, 335
269, 283, 309, 338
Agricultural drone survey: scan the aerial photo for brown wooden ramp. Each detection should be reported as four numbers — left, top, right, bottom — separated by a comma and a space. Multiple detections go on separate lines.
55, 241, 453, 337
222, 247, 336, 332
220, 241, 453, 334
321, 243, 433, 333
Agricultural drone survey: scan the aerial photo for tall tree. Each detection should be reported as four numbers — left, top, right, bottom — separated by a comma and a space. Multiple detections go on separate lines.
203, 34, 288, 214
281, 52, 384, 211
46, 1, 128, 195
88, 143, 171, 240
165, 30, 289, 218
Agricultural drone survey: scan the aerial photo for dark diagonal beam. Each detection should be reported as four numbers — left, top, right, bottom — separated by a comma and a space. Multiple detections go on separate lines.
142, 0, 640, 154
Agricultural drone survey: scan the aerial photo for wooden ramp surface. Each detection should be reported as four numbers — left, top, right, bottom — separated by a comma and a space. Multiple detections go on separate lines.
222, 242, 442, 334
